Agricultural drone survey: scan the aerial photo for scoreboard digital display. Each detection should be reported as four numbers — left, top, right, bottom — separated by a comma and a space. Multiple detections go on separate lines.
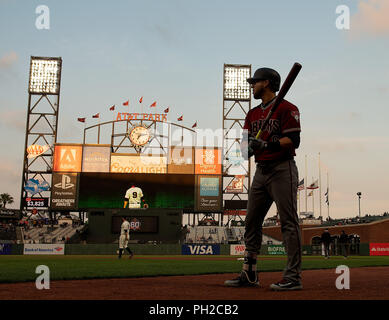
78, 173, 195, 209
111, 216, 158, 233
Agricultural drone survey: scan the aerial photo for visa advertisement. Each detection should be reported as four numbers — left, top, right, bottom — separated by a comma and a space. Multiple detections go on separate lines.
182, 244, 220, 255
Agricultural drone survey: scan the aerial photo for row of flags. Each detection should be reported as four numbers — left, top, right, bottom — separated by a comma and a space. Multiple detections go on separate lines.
77, 97, 197, 128
297, 178, 329, 205
298, 178, 318, 190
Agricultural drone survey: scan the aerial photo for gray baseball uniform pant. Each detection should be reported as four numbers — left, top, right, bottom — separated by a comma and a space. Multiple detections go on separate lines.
244, 159, 302, 282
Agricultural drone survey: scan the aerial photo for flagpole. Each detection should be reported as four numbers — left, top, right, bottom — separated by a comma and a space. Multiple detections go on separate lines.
98, 117, 100, 144
327, 171, 330, 219
305, 155, 307, 214
298, 189, 301, 217
312, 177, 314, 217
312, 189, 314, 217
319, 152, 322, 218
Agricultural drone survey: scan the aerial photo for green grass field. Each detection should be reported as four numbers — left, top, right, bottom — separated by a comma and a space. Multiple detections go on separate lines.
1, 255, 389, 283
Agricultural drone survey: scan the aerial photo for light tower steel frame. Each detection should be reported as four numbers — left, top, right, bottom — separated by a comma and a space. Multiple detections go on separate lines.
20, 56, 62, 212
222, 64, 252, 224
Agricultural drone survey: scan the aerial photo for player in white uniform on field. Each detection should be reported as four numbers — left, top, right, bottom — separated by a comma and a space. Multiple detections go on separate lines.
124, 184, 144, 209
118, 217, 134, 259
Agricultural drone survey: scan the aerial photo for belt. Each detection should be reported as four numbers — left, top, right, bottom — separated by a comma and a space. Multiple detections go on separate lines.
256, 158, 291, 174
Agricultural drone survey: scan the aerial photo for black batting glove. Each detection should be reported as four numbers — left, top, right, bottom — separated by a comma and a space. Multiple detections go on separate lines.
248, 137, 267, 157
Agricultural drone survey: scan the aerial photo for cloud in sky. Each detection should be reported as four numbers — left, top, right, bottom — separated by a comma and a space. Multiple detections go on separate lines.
0, 51, 17, 69
351, 0, 389, 36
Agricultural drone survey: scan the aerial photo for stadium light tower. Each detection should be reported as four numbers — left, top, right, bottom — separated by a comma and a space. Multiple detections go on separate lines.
357, 192, 362, 217
20, 56, 63, 213
222, 64, 252, 225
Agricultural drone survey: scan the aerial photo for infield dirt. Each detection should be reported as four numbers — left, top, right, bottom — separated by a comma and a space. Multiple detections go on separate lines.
1, 266, 388, 300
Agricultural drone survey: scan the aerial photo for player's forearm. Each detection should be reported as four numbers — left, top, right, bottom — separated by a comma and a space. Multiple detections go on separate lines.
279, 137, 294, 149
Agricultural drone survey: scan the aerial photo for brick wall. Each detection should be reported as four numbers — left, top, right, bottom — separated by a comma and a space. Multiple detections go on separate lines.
262, 218, 389, 245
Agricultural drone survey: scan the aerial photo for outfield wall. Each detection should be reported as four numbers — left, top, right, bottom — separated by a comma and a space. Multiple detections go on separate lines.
1, 243, 372, 255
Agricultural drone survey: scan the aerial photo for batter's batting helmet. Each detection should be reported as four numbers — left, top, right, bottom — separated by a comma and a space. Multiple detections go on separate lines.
247, 67, 281, 92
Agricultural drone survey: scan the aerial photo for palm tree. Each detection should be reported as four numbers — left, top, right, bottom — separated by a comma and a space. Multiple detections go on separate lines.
0, 193, 14, 208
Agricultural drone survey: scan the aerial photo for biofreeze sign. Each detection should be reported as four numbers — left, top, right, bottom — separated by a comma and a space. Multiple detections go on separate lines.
24, 244, 65, 255
268, 245, 286, 255
182, 245, 220, 255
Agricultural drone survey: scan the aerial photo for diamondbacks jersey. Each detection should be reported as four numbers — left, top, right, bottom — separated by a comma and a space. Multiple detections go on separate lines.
244, 99, 301, 162
120, 220, 130, 235
125, 187, 144, 204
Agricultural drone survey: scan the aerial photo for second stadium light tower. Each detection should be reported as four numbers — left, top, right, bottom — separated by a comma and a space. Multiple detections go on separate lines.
222, 64, 252, 226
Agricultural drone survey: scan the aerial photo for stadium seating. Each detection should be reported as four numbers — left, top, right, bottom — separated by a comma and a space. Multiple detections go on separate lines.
185, 226, 281, 245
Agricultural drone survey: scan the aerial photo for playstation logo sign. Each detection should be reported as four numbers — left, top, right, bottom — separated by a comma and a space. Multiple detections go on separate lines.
54, 174, 74, 190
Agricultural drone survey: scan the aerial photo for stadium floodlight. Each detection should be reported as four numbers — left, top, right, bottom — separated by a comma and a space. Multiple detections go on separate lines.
29, 56, 62, 94
223, 65, 251, 100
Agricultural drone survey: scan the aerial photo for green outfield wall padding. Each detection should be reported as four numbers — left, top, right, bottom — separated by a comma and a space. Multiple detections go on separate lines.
65, 244, 182, 255
8, 243, 372, 256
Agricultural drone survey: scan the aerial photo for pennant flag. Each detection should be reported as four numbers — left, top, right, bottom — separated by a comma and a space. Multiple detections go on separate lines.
92, 113, 100, 118
298, 178, 304, 191
139, 97, 143, 103
308, 191, 313, 197
307, 180, 319, 189
177, 115, 183, 121
77, 118, 86, 123
164, 107, 169, 113
325, 188, 329, 205
109, 105, 115, 111
123, 100, 129, 106
192, 122, 197, 128
150, 101, 157, 108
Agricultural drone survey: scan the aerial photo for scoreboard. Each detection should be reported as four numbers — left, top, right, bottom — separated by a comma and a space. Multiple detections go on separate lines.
50, 144, 223, 212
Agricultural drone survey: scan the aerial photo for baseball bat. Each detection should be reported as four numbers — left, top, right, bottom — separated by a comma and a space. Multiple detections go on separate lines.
255, 62, 302, 139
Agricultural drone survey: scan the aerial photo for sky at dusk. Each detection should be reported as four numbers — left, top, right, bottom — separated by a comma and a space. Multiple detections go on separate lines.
1, 0, 388, 219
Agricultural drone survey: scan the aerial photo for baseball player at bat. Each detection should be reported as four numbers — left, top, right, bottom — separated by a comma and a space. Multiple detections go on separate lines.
225, 66, 303, 291
118, 217, 134, 259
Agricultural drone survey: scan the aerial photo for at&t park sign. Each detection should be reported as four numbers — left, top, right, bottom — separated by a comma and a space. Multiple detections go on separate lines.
116, 113, 168, 122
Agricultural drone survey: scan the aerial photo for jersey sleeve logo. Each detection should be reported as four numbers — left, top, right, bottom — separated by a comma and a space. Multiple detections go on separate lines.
291, 111, 300, 122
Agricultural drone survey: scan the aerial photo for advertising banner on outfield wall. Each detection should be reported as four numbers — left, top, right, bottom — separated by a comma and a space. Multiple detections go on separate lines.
370, 243, 389, 256
110, 154, 167, 173
0, 243, 12, 255
53, 144, 83, 172
230, 244, 246, 256
195, 175, 222, 211
182, 244, 220, 255
50, 173, 78, 209
195, 148, 222, 175
82, 145, 111, 172
268, 245, 286, 255
168, 146, 194, 174
24, 244, 65, 255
